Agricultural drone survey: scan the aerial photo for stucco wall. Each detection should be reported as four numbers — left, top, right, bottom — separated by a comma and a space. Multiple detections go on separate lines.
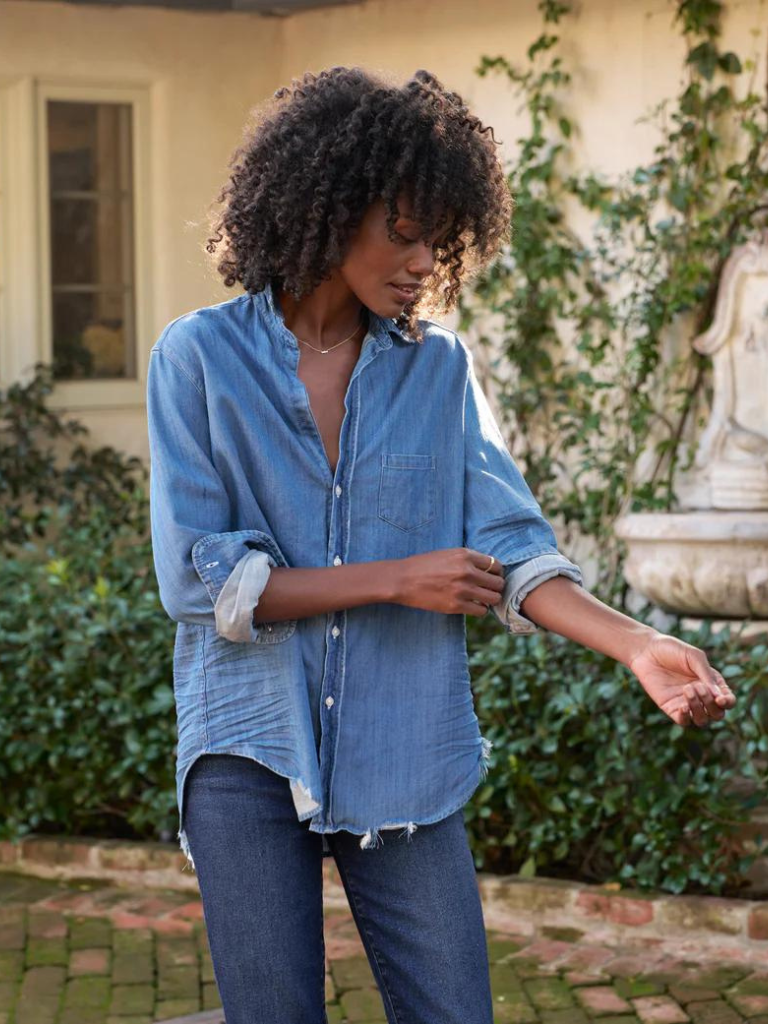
0, 0, 765, 462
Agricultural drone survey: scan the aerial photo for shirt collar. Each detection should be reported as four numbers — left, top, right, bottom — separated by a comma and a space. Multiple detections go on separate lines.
259, 279, 416, 347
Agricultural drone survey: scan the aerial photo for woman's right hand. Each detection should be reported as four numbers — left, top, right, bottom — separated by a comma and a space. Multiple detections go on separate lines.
390, 547, 506, 617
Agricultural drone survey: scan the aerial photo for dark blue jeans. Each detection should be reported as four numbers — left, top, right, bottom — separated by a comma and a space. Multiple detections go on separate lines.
183, 753, 494, 1024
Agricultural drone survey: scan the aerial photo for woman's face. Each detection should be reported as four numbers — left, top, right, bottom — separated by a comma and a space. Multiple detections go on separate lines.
338, 192, 454, 316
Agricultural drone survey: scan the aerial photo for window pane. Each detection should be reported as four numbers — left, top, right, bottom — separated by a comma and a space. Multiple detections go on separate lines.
48, 101, 127, 194
47, 100, 136, 381
52, 290, 127, 380
51, 196, 126, 287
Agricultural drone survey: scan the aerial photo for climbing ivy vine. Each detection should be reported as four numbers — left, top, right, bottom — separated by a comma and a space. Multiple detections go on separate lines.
460, 0, 768, 605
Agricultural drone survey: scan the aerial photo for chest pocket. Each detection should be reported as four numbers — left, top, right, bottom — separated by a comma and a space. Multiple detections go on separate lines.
378, 452, 437, 532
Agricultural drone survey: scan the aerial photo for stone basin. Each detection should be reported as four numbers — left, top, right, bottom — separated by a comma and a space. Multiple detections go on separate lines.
614, 510, 768, 617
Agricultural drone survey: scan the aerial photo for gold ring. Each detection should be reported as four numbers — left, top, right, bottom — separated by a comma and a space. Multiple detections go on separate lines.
487, 555, 495, 571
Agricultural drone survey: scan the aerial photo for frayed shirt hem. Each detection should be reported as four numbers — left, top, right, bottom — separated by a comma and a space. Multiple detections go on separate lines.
176, 735, 493, 870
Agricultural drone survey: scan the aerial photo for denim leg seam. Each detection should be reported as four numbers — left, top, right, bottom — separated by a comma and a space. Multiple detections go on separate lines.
332, 852, 403, 1024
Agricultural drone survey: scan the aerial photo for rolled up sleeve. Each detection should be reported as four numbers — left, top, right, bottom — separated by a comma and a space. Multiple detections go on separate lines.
461, 345, 584, 635
146, 344, 295, 643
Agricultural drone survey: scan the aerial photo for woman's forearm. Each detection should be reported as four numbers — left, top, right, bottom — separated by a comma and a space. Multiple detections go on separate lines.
253, 561, 400, 625
519, 576, 659, 667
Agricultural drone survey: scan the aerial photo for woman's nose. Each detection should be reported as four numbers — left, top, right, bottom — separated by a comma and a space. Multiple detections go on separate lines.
407, 242, 435, 278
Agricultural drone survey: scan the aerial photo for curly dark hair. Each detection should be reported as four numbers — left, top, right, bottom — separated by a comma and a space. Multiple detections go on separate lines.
205, 66, 513, 342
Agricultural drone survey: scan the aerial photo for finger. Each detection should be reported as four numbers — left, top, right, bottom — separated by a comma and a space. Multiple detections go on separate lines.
672, 703, 694, 728
711, 670, 737, 706
689, 649, 735, 704
692, 680, 726, 721
684, 684, 711, 728
473, 583, 507, 606
470, 549, 505, 577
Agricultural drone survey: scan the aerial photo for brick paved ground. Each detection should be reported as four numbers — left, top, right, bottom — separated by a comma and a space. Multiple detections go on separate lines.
0, 871, 766, 1024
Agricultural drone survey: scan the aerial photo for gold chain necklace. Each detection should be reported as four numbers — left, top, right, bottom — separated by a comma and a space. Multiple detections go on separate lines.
293, 310, 366, 355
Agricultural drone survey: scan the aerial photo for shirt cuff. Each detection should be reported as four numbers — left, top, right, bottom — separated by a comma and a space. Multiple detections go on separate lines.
191, 528, 297, 643
491, 552, 584, 635
214, 549, 272, 643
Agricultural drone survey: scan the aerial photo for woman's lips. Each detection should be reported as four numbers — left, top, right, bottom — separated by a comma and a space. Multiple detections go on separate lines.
389, 283, 419, 303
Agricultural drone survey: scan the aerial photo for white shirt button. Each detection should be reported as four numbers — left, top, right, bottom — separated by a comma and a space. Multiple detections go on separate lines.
325, 696, 335, 708
333, 555, 342, 566
331, 626, 340, 638
335, 485, 342, 497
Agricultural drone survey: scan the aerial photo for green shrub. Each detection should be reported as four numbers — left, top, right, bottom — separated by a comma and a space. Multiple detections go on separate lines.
465, 613, 768, 896
0, 364, 177, 843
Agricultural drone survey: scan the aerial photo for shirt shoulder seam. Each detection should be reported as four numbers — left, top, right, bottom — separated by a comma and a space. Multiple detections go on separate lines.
152, 347, 206, 400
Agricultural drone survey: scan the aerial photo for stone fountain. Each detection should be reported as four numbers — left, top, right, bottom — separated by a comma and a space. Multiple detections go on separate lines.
615, 232, 768, 636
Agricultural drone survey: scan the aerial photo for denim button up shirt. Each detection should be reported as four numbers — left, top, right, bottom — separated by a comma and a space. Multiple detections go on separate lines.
146, 282, 583, 869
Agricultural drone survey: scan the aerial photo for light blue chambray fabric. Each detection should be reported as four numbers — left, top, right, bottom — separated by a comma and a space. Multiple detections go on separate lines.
146, 281, 583, 869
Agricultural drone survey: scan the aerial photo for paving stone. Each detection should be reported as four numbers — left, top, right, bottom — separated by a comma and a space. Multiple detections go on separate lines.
112, 952, 154, 984
0, 924, 25, 951
27, 911, 67, 940
26, 936, 68, 966
157, 964, 200, 999
491, 961, 526, 993
686, 1000, 743, 1024
109, 983, 155, 1015
606, 956, 663, 979
559, 946, 617, 972
14, 1004, 58, 1024
566, 971, 612, 986
514, 940, 575, 965
61, 975, 111, 1010
726, 992, 768, 1016
0, 907, 25, 926
17, 963, 66, 996
0, 952, 23, 983
331, 955, 377, 990
491, 991, 538, 1024
487, 936, 527, 962
156, 937, 198, 967
112, 928, 154, 954
326, 1007, 344, 1024
615, 977, 665, 998
339, 987, 386, 1021
595, 1018, 643, 1024
69, 917, 113, 950
0, 981, 19, 1012
154, 998, 200, 1018
687, 968, 751, 990
523, 977, 576, 1010
58, 1009, 108, 1024
632, 994, 690, 1022
729, 973, 768, 996
540, 1009, 590, 1024
69, 947, 111, 976
202, 981, 222, 1009
576, 985, 633, 1016
669, 986, 721, 1004
200, 951, 215, 984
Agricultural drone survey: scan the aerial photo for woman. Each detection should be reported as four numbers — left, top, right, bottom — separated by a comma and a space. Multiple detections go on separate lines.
146, 66, 736, 1024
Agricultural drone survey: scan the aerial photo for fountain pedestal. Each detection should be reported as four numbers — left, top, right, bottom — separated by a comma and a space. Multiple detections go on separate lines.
615, 234, 768, 633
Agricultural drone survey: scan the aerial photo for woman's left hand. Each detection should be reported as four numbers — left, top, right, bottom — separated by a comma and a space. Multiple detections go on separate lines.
627, 632, 737, 727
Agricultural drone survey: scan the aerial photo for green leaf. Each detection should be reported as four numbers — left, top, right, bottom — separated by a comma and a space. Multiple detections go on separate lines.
518, 855, 537, 878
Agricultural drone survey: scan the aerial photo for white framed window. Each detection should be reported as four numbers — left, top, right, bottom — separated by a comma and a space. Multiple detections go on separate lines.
0, 78, 152, 408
